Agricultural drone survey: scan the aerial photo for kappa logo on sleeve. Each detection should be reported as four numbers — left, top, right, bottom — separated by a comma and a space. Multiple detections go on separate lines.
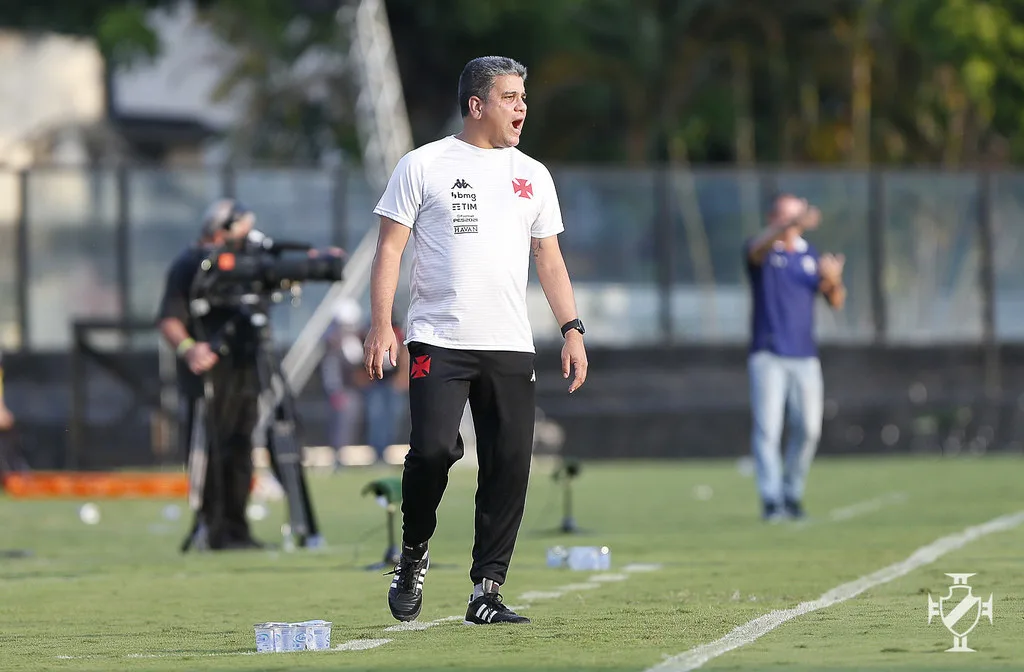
411, 355, 432, 379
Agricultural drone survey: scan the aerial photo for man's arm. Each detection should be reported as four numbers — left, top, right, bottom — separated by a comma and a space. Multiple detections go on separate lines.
818, 253, 846, 310
364, 217, 412, 379
157, 256, 219, 373
822, 282, 846, 309
159, 317, 194, 353
746, 224, 793, 266
157, 259, 196, 354
533, 234, 588, 393
532, 235, 578, 327
747, 205, 819, 265
369, 218, 411, 331
819, 276, 847, 310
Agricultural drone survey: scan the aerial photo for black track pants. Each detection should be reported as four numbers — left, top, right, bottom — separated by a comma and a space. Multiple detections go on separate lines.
182, 367, 257, 548
401, 341, 536, 585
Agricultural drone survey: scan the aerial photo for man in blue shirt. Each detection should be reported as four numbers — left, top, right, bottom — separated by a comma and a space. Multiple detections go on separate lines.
745, 194, 846, 521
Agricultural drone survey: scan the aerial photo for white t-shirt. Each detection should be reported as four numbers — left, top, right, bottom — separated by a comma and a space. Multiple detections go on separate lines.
373, 135, 564, 353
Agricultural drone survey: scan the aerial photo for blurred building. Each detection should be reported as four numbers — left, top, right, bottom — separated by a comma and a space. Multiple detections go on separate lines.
0, 30, 106, 169
0, 2, 241, 170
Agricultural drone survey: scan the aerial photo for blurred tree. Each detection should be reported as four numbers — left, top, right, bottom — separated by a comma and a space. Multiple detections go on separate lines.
877, 0, 1024, 166
384, 0, 587, 156
530, 0, 721, 165
11, 0, 1024, 167
195, 0, 359, 164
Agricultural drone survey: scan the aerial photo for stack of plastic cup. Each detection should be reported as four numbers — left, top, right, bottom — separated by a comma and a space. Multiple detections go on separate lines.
278, 624, 307, 651
254, 623, 277, 653
297, 620, 332, 650
253, 620, 332, 653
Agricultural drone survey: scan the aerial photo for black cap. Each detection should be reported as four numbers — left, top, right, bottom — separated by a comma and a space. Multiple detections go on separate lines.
200, 198, 252, 238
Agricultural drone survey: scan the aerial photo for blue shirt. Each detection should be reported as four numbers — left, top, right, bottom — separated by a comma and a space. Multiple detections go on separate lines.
745, 237, 821, 357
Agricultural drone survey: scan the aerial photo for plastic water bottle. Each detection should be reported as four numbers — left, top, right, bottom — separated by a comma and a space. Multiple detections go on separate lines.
567, 546, 612, 571
281, 524, 296, 553
546, 546, 568, 568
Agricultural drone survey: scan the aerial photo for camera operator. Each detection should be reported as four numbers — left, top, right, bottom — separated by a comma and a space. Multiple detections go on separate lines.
0, 350, 13, 433
158, 198, 266, 552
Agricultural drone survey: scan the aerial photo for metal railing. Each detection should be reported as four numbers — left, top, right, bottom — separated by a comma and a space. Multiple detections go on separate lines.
2, 165, 1023, 362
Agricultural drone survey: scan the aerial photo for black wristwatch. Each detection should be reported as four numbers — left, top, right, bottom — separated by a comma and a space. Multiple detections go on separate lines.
560, 318, 586, 338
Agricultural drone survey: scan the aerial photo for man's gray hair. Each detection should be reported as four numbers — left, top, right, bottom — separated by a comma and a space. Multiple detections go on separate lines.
458, 56, 527, 117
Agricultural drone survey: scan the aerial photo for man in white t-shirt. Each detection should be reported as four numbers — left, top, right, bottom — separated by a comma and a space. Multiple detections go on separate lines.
364, 55, 588, 626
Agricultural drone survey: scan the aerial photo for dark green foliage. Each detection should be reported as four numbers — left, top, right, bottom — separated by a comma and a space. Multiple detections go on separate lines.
7, 0, 1024, 165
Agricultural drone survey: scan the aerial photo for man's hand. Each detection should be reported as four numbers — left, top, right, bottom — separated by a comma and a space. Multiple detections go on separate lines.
818, 253, 847, 309
798, 205, 821, 231
819, 253, 845, 283
0, 404, 14, 431
184, 342, 219, 375
561, 331, 588, 394
364, 324, 398, 380
747, 197, 810, 265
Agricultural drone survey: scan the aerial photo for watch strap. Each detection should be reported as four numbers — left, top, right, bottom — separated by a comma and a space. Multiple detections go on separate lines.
560, 319, 584, 338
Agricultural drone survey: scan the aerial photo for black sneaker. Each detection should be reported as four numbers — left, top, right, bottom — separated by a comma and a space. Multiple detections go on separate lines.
464, 591, 530, 625
784, 498, 805, 520
385, 548, 429, 622
762, 501, 784, 523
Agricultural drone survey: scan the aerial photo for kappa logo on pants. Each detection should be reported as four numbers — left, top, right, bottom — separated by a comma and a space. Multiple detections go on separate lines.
411, 354, 432, 379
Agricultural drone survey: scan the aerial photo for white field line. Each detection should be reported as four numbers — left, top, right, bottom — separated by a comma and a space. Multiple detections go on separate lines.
383, 615, 465, 632
47, 492, 924, 662
828, 491, 908, 522
519, 590, 566, 601
338, 563, 663, 647
789, 491, 909, 531
334, 638, 392, 651
58, 638, 392, 659
52, 564, 662, 662
644, 509, 1024, 672
58, 652, 260, 661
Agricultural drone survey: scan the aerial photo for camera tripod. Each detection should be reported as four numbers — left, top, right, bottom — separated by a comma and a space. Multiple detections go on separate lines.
181, 299, 321, 552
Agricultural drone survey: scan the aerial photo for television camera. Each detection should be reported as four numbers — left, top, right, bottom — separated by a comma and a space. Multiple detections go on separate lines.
190, 231, 345, 309
183, 231, 345, 551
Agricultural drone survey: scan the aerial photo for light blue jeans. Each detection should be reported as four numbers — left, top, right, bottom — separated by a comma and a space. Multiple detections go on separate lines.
748, 351, 823, 506
364, 381, 404, 460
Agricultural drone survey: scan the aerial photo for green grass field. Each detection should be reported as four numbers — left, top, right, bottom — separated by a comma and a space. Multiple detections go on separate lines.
1, 455, 1022, 671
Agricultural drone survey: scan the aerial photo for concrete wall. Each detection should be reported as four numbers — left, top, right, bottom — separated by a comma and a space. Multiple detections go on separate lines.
3, 344, 1022, 470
